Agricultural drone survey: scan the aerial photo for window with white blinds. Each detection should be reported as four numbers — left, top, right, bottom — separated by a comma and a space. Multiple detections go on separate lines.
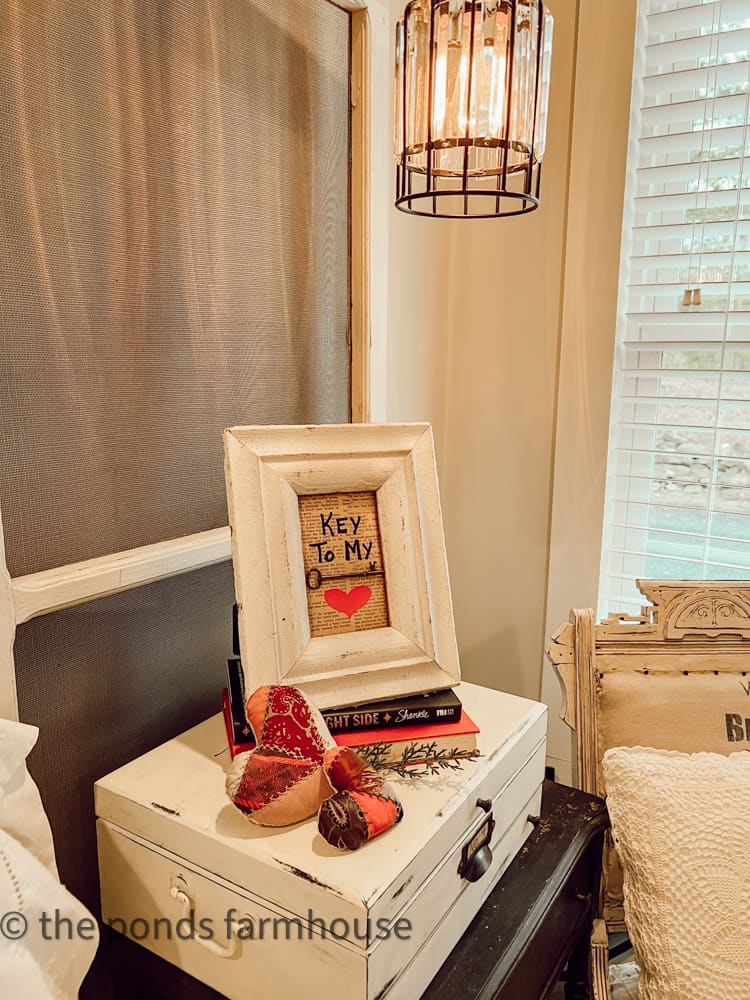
600, 0, 750, 615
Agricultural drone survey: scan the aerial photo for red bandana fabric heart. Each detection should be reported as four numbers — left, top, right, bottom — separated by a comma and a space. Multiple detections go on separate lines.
226, 685, 403, 849
250, 685, 332, 762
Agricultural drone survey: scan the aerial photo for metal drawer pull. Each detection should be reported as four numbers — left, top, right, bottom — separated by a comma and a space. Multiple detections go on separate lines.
458, 805, 496, 883
170, 884, 248, 959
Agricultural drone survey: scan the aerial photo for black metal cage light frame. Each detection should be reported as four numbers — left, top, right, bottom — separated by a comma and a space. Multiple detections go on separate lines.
394, 0, 553, 219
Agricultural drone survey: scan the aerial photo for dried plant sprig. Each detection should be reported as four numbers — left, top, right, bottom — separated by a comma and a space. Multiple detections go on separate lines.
358, 740, 482, 778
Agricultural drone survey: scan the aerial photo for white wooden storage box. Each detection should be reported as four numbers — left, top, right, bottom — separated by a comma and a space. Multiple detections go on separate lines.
95, 682, 547, 1000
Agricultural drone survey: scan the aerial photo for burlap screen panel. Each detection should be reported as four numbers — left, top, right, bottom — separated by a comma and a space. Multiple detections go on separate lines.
0, 0, 350, 576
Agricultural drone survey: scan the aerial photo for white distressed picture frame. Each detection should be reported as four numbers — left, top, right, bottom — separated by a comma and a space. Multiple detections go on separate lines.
223, 423, 460, 709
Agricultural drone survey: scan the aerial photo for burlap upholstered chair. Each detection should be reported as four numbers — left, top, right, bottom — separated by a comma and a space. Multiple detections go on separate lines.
546, 580, 750, 1000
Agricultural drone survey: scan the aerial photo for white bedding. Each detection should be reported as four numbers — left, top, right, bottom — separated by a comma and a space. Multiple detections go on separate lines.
0, 719, 98, 998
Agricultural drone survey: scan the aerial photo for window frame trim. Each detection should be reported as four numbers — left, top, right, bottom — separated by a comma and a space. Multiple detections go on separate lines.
539, 0, 639, 785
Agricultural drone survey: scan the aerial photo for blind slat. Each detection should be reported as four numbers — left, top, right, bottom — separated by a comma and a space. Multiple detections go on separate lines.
638, 123, 747, 154
632, 249, 750, 263
641, 90, 750, 127
648, 0, 749, 34
643, 59, 750, 97
635, 190, 750, 215
620, 474, 750, 494
637, 156, 749, 185
616, 420, 750, 434
633, 217, 750, 238
646, 26, 750, 75
610, 520, 750, 547
619, 393, 750, 405
621, 335, 750, 346
629, 280, 750, 295
615, 444, 746, 460
606, 548, 749, 572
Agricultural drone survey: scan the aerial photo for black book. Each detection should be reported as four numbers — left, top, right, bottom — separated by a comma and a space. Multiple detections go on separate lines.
232, 603, 241, 656
226, 657, 252, 740
322, 689, 462, 733
225, 657, 462, 735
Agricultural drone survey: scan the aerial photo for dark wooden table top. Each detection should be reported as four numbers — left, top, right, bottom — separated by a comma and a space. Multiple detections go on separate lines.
423, 780, 610, 1000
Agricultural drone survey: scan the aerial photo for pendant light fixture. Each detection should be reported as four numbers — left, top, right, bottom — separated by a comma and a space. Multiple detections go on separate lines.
394, 0, 553, 218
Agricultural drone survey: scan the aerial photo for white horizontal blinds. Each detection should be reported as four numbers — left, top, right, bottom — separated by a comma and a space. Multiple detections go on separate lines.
601, 0, 750, 615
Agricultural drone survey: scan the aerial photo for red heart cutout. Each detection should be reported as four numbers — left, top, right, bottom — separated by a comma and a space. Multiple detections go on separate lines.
324, 585, 371, 618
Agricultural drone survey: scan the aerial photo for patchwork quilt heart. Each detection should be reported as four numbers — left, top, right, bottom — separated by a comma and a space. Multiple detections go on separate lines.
225, 686, 335, 827
225, 685, 403, 850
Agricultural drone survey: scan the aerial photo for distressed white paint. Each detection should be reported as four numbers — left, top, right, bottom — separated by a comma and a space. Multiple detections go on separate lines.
11, 527, 232, 625
96, 682, 547, 1000
223, 424, 460, 709
0, 510, 18, 720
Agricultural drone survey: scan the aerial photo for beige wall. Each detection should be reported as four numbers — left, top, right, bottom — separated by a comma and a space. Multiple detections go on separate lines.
384, 0, 581, 703
385, 199, 453, 461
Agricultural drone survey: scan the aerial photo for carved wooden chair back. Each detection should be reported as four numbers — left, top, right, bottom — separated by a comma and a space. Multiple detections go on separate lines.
546, 580, 750, 997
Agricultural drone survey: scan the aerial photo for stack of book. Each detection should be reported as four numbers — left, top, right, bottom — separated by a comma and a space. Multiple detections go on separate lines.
222, 657, 479, 765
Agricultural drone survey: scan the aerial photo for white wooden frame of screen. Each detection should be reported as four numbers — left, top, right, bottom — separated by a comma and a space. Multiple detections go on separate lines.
0, 0, 389, 722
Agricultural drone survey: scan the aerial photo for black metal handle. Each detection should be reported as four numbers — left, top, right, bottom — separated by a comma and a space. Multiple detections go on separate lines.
462, 844, 493, 883
459, 807, 496, 883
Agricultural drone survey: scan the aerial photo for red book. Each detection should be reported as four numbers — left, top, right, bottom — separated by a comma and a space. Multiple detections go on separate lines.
332, 711, 479, 765
222, 690, 479, 762
332, 711, 479, 748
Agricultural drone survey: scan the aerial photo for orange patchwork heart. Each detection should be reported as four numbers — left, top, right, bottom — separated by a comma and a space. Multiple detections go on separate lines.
318, 746, 403, 850
324, 585, 371, 618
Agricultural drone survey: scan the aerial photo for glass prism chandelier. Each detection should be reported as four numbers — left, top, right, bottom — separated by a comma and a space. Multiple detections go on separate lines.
394, 0, 553, 218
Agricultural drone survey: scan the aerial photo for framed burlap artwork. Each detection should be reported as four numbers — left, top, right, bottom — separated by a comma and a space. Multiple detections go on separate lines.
223, 423, 460, 711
